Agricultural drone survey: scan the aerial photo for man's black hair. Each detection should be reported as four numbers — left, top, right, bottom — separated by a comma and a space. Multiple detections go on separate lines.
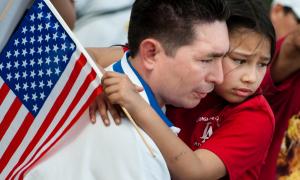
128, 0, 230, 57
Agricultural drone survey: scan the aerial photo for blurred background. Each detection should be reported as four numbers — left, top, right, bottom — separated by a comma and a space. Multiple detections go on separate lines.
73, 0, 134, 47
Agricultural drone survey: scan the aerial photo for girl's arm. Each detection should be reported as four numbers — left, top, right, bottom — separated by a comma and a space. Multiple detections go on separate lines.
87, 47, 124, 68
102, 71, 226, 180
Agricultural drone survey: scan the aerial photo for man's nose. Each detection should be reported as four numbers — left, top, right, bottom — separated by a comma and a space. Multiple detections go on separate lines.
207, 59, 224, 85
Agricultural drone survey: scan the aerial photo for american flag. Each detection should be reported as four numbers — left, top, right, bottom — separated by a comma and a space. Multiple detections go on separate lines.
0, 0, 103, 179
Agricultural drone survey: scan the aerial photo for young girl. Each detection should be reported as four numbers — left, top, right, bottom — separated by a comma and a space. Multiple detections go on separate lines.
96, 0, 276, 179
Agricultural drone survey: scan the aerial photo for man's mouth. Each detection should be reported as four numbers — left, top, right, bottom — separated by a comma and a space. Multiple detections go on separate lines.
193, 91, 208, 99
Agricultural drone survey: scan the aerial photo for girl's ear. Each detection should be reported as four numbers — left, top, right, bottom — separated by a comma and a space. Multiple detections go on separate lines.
139, 38, 164, 70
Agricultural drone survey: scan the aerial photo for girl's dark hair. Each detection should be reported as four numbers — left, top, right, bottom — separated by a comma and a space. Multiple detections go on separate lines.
227, 0, 276, 59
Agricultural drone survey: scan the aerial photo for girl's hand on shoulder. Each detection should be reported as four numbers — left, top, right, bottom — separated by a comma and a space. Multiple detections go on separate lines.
102, 71, 144, 114
89, 93, 121, 126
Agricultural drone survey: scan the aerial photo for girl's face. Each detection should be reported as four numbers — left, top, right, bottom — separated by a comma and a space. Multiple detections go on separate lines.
214, 28, 271, 103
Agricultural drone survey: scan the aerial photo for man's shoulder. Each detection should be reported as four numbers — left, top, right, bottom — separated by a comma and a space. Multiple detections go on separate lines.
25, 111, 170, 180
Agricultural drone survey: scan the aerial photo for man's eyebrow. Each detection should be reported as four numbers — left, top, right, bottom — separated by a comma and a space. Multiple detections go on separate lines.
207, 52, 227, 58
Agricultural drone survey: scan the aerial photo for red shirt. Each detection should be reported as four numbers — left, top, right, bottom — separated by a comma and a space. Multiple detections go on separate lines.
259, 38, 300, 179
167, 93, 275, 180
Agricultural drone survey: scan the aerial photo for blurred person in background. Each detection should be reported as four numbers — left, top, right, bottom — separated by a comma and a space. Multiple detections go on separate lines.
50, 0, 76, 29
270, 0, 300, 39
73, 0, 133, 47
259, 0, 300, 179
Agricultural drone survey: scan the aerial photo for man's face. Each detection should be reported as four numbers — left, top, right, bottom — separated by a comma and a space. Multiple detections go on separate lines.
152, 21, 229, 108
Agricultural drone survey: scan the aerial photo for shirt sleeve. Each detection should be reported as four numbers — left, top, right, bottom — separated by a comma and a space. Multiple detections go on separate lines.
200, 98, 275, 180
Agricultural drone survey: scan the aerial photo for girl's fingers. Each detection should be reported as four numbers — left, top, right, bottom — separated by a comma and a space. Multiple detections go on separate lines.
89, 101, 97, 124
96, 95, 110, 126
107, 103, 122, 125
134, 85, 144, 92
104, 85, 120, 96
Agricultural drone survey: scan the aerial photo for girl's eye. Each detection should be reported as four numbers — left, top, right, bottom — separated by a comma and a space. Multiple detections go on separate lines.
258, 63, 268, 67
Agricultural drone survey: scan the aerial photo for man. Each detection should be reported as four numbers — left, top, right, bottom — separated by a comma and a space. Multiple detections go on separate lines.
25, 0, 230, 179
259, 0, 300, 179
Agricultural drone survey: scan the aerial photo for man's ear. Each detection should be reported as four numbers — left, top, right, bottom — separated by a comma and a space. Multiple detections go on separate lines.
139, 39, 164, 70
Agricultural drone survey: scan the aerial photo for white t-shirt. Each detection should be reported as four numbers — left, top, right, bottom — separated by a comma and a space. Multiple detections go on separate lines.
25, 53, 170, 180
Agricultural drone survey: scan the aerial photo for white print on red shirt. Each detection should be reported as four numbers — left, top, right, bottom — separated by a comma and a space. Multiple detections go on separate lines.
193, 116, 220, 148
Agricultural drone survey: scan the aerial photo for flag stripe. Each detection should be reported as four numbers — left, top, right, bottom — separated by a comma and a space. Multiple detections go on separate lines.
0, 113, 34, 173
20, 85, 102, 179
0, 90, 16, 124
0, 81, 10, 106
0, 106, 29, 158
6, 54, 87, 179
0, 98, 22, 141
15, 69, 97, 178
